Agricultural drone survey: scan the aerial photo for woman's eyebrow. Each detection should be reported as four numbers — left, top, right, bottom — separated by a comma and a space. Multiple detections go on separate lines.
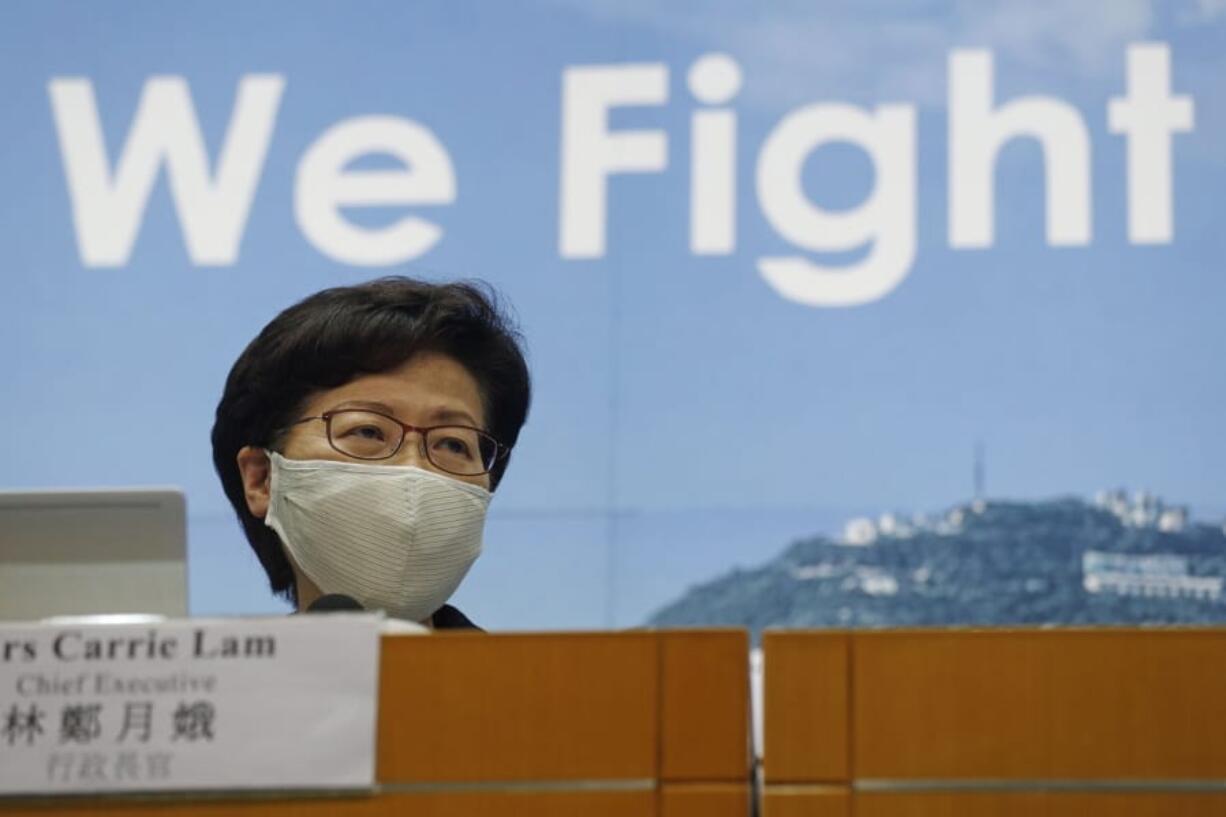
430, 407, 480, 426
330, 400, 480, 427
330, 399, 396, 414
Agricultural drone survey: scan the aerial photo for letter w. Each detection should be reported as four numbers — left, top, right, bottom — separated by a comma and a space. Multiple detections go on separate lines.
48, 75, 284, 267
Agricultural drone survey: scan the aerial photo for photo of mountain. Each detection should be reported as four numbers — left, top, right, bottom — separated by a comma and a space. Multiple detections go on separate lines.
648, 493, 1226, 637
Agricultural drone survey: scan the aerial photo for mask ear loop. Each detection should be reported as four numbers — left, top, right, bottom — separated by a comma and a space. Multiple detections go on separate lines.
263, 449, 282, 490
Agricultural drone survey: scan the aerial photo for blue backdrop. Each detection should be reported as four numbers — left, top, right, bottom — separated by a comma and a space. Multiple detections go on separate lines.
2, 1, 1223, 629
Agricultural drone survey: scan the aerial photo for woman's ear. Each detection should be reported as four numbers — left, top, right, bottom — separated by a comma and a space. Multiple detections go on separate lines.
236, 447, 272, 518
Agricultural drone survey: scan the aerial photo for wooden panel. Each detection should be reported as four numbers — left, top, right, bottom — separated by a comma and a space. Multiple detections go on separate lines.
377, 632, 658, 782
659, 630, 750, 782
382, 790, 655, 817
853, 629, 1226, 779
855, 791, 1226, 817
762, 632, 849, 784
659, 783, 748, 817
0, 790, 655, 816
761, 787, 852, 817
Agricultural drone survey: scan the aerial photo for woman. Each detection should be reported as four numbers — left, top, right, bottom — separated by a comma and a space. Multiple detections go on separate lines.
211, 277, 531, 628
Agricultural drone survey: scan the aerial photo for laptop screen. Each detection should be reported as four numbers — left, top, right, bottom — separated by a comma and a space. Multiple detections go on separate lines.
0, 488, 187, 620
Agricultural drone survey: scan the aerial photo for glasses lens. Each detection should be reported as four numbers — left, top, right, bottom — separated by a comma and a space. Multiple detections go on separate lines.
327, 410, 404, 459
425, 426, 499, 475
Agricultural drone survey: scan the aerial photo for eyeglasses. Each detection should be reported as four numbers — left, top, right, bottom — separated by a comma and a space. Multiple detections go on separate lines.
288, 409, 508, 476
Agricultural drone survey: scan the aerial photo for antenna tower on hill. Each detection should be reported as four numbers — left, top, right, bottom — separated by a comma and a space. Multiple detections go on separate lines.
974, 441, 986, 501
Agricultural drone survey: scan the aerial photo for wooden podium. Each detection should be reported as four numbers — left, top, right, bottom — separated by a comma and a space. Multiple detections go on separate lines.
761, 628, 1226, 816
6, 626, 1225, 816
1, 629, 750, 816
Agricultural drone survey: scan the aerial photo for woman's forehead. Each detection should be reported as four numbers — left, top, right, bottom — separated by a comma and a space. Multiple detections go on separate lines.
302, 353, 486, 426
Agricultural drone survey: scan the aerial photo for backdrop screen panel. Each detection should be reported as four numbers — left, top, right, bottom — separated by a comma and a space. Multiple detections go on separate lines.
1, 1, 1223, 632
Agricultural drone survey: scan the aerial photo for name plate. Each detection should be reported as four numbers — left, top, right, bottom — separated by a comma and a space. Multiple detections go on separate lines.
0, 615, 381, 795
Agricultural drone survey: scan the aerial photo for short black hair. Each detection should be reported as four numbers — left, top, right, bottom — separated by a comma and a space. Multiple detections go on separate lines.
211, 277, 530, 603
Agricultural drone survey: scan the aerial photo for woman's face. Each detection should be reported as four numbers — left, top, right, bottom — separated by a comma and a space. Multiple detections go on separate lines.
236, 351, 493, 613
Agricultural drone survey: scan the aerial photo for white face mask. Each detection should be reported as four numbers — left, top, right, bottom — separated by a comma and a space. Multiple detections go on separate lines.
263, 451, 490, 622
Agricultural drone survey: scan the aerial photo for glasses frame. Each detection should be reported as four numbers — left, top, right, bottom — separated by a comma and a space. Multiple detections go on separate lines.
286, 409, 509, 476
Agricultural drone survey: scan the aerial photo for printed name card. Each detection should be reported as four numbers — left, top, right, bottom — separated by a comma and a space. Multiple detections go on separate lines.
0, 615, 381, 795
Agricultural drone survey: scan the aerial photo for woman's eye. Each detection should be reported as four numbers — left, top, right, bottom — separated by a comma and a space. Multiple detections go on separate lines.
346, 425, 386, 441
436, 437, 473, 457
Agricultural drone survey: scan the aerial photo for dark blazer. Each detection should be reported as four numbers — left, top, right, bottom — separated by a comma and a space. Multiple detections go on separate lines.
432, 604, 480, 630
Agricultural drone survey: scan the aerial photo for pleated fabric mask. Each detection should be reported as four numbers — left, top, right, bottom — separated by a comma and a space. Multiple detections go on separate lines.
264, 451, 490, 622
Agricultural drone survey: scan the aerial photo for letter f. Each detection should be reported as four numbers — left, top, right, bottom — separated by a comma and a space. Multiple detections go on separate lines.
558, 64, 668, 258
